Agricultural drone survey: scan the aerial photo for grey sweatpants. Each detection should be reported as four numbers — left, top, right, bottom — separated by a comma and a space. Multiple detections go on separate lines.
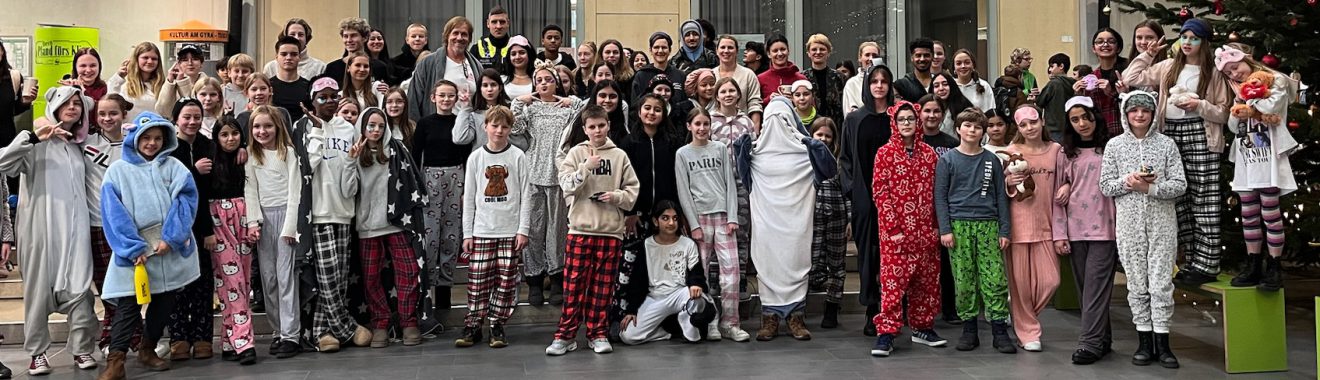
1068, 241, 1117, 354
257, 206, 301, 340
26, 288, 97, 356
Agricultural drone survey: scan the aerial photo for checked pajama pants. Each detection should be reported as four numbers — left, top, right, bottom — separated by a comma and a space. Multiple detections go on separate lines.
873, 250, 941, 336
695, 213, 740, 328
810, 207, 847, 305
463, 237, 522, 328
554, 234, 621, 341
311, 223, 359, 341
361, 232, 421, 330
1164, 117, 1222, 274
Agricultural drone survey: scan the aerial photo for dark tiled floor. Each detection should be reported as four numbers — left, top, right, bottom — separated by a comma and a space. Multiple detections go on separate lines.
2, 301, 1316, 379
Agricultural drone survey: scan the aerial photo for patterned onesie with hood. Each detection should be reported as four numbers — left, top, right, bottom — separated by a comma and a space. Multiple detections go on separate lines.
870, 100, 941, 335
1099, 91, 1187, 334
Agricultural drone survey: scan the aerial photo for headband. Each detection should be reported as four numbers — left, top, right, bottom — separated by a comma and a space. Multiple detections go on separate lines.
1214, 46, 1246, 72
1064, 96, 1094, 112
790, 79, 814, 92
1013, 107, 1040, 124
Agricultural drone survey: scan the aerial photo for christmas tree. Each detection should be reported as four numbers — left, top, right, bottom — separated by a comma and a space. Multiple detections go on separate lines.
1112, 0, 1320, 267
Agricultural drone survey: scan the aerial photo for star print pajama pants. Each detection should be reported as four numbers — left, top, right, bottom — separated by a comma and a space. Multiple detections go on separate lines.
360, 232, 421, 330
312, 223, 359, 341
210, 198, 256, 354
463, 237, 522, 328
423, 165, 464, 288
873, 248, 941, 336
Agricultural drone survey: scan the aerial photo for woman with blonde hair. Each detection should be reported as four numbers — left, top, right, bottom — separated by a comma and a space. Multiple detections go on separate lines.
108, 42, 165, 119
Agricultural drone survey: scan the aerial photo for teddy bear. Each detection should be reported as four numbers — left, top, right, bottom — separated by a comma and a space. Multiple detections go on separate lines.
1168, 86, 1201, 107
1001, 151, 1035, 202
1230, 71, 1282, 125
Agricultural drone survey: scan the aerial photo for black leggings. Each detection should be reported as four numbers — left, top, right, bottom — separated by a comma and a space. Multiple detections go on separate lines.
108, 291, 178, 353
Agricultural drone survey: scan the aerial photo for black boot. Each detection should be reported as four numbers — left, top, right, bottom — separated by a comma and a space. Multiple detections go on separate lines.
991, 320, 1016, 354
1154, 333, 1179, 368
1258, 255, 1283, 291
862, 304, 879, 336
820, 302, 840, 329
1231, 254, 1264, 287
1132, 331, 1154, 366
955, 320, 979, 351
526, 274, 545, 306
548, 273, 565, 305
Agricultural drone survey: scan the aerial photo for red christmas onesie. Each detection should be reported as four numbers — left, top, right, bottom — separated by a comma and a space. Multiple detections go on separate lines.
870, 101, 941, 335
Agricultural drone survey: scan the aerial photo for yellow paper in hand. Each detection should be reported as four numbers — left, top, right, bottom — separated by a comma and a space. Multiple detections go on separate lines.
134, 263, 151, 304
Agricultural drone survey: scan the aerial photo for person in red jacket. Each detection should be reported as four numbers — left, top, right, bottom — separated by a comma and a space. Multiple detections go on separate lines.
756, 34, 807, 106
869, 100, 947, 357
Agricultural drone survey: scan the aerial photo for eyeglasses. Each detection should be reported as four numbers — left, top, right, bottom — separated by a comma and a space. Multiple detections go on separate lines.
896, 117, 918, 125
1093, 39, 1117, 46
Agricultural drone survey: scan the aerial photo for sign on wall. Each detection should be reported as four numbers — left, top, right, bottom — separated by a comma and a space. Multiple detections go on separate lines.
33, 25, 98, 117
1, 36, 32, 77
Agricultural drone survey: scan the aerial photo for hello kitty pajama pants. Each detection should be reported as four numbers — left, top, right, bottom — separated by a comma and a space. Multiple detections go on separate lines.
211, 198, 256, 354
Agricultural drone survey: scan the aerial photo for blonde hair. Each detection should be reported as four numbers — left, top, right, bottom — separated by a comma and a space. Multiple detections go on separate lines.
442, 16, 474, 46
226, 54, 257, 89
192, 77, 225, 116
806, 34, 833, 52
124, 42, 164, 99
341, 52, 379, 108
244, 73, 273, 99
338, 17, 370, 38
407, 23, 428, 33
857, 41, 882, 60
1010, 48, 1031, 66
247, 105, 293, 164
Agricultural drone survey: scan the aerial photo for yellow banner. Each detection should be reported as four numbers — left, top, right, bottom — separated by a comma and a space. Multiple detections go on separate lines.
33, 26, 98, 117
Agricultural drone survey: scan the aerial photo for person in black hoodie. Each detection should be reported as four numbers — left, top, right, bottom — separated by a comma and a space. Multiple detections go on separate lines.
391, 23, 431, 84
632, 32, 690, 106
620, 94, 683, 237
893, 38, 935, 102
839, 64, 895, 336
166, 98, 219, 360
536, 25, 575, 71
469, 6, 512, 70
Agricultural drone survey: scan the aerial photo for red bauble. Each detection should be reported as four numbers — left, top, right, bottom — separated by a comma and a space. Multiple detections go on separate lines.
1311, 0, 1317, 6
1288, 121, 1300, 130
1214, 0, 1224, 15
1178, 6, 1193, 22
1261, 53, 1281, 69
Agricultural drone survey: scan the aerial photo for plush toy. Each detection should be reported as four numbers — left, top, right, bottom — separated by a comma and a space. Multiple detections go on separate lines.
1167, 86, 1200, 107
1230, 71, 1282, 125
1001, 151, 1035, 202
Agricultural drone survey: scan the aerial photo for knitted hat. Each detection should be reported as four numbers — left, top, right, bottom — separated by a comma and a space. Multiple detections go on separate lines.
1180, 18, 1212, 39
649, 31, 672, 47
647, 74, 673, 94
681, 21, 701, 38
1122, 90, 1157, 113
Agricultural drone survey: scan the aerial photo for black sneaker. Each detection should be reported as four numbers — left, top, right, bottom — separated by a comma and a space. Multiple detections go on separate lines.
912, 329, 948, 347
955, 322, 979, 351
991, 321, 1017, 354
489, 325, 508, 348
1176, 270, 1217, 286
237, 349, 257, 366
454, 326, 481, 348
274, 340, 301, 359
870, 334, 895, 357
221, 350, 238, 361
268, 339, 281, 356
1072, 348, 1102, 365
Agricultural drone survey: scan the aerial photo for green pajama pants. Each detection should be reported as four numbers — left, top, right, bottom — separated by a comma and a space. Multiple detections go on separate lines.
950, 220, 1010, 322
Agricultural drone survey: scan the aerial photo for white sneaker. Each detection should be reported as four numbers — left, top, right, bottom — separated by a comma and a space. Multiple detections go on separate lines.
545, 339, 577, 356
706, 321, 723, 341
720, 325, 752, 342
588, 338, 613, 354
1023, 341, 1042, 352
74, 353, 97, 369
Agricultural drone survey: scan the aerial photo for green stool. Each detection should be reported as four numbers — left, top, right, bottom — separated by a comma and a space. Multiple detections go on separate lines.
1179, 275, 1288, 373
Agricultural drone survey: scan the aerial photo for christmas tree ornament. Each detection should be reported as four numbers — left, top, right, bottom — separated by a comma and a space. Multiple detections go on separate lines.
1310, 0, 1317, 6
1228, 31, 1240, 42
1262, 53, 1281, 69
1214, 0, 1224, 15
1178, 5, 1193, 23
1289, 120, 1300, 130
1103, 4, 1112, 15
1290, 12, 1300, 27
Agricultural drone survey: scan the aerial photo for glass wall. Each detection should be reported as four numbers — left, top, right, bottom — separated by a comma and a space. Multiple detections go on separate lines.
906, 0, 979, 74
368, 1, 464, 50
481, 0, 573, 41
700, 0, 787, 38
803, 0, 888, 67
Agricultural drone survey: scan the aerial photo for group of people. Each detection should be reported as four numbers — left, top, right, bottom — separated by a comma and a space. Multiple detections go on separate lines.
0, 5, 1300, 379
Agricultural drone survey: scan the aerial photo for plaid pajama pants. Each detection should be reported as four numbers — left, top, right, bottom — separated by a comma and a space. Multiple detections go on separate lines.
361, 232, 421, 330
696, 213, 740, 327
91, 227, 141, 350
1164, 117, 1223, 274
463, 237, 522, 328
312, 223, 358, 340
810, 208, 848, 305
554, 234, 622, 341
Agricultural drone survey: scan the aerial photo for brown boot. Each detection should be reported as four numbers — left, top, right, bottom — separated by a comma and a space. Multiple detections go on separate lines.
755, 314, 780, 341
787, 312, 812, 340
168, 341, 191, 361
192, 341, 213, 360
97, 351, 125, 380
138, 340, 170, 371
